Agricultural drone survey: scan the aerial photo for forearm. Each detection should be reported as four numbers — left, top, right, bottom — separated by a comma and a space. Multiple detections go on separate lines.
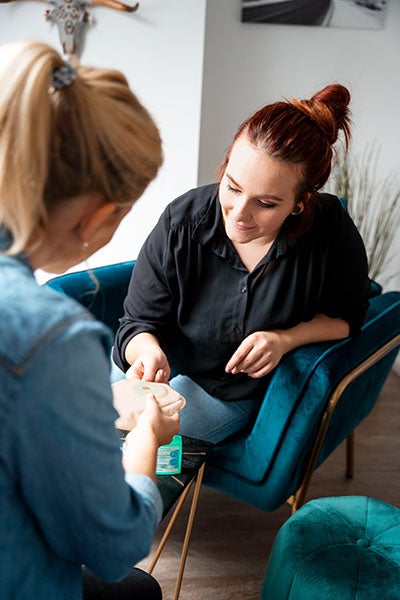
123, 428, 159, 482
278, 313, 350, 354
125, 332, 161, 367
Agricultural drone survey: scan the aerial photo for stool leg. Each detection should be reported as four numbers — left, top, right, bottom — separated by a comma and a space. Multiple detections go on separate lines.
148, 481, 194, 573
346, 431, 354, 479
173, 464, 205, 600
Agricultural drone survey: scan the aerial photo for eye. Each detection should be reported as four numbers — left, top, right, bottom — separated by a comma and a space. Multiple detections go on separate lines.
227, 182, 240, 194
257, 200, 276, 209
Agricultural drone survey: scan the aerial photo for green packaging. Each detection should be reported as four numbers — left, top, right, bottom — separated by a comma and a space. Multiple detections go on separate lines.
156, 434, 182, 475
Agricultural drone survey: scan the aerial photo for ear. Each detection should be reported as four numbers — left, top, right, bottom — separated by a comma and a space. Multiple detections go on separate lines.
292, 201, 304, 216
79, 201, 118, 245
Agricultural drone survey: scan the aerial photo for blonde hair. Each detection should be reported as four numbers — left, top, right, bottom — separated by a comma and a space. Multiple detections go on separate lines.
0, 41, 163, 255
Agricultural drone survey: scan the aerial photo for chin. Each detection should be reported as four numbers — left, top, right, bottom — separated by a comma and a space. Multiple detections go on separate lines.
41, 259, 78, 274
226, 226, 254, 244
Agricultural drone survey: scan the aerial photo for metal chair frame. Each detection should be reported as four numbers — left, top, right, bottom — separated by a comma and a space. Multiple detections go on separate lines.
147, 464, 205, 600
289, 333, 400, 513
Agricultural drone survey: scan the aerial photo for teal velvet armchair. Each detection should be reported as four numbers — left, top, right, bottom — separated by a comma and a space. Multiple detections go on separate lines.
46, 261, 400, 514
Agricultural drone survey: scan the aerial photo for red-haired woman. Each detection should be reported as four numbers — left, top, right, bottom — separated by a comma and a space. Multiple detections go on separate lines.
113, 84, 370, 443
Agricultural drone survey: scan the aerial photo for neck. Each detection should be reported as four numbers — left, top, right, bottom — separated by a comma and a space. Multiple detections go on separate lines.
232, 238, 275, 272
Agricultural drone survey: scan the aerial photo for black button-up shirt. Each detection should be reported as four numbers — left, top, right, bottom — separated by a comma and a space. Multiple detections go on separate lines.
113, 184, 369, 400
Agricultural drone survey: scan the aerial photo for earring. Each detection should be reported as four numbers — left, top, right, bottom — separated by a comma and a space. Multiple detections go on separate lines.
81, 241, 89, 250
292, 205, 303, 216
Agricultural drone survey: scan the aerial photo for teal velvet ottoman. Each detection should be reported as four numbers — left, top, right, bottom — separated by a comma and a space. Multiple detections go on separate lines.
261, 496, 400, 599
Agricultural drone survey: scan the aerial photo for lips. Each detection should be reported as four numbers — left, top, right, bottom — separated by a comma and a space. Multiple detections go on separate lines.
231, 218, 255, 231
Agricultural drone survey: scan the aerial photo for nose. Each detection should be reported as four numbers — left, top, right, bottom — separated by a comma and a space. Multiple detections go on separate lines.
233, 196, 252, 223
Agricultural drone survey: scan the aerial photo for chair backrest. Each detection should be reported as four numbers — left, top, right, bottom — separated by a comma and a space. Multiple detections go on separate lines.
46, 261, 135, 333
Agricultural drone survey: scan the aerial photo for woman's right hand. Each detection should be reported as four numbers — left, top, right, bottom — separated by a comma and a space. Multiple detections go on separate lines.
135, 393, 180, 447
122, 394, 180, 477
126, 347, 170, 383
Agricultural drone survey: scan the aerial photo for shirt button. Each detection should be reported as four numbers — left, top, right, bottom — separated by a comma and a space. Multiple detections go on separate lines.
241, 286, 247, 293
234, 326, 241, 334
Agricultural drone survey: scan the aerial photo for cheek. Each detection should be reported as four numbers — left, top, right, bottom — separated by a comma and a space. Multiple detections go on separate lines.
219, 193, 232, 214
258, 208, 290, 229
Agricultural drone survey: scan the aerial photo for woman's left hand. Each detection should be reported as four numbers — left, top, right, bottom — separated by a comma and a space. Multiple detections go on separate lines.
225, 331, 286, 378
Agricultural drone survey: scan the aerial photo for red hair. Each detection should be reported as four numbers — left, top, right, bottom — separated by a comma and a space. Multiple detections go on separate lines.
219, 84, 351, 241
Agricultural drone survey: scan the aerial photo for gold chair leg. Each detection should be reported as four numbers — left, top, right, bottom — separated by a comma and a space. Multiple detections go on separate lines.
346, 431, 354, 478
148, 480, 195, 574
148, 464, 206, 600
173, 464, 205, 600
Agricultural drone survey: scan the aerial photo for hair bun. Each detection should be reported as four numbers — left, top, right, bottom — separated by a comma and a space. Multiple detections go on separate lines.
289, 84, 351, 147
311, 83, 351, 146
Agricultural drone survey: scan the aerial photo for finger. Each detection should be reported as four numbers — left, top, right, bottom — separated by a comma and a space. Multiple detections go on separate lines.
243, 351, 271, 372
142, 393, 161, 415
126, 363, 143, 380
169, 413, 181, 427
145, 392, 158, 405
225, 344, 252, 373
154, 369, 167, 383
247, 362, 275, 379
125, 359, 144, 379
142, 364, 158, 382
229, 346, 265, 374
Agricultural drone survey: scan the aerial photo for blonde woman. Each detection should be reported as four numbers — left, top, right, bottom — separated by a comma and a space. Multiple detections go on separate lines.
0, 41, 179, 599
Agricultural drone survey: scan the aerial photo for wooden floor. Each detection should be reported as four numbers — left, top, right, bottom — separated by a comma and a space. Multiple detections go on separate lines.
138, 369, 400, 600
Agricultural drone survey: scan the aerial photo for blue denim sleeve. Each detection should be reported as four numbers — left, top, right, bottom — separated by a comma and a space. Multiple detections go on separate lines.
124, 473, 163, 526
11, 317, 162, 581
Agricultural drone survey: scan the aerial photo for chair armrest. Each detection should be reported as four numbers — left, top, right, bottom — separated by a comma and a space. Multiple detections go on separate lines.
208, 291, 400, 484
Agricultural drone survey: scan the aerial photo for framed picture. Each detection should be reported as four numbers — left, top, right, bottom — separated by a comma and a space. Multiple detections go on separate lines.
241, 1, 388, 30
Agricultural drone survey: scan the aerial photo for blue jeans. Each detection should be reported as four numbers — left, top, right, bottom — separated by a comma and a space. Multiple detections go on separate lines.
169, 375, 260, 443
110, 358, 260, 444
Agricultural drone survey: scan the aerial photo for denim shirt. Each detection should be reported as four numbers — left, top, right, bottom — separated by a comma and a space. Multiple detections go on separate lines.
0, 243, 162, 599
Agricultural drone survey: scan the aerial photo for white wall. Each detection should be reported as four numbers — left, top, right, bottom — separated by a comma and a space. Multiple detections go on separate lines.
0, 0, 207, 277
200, 0, 400, 183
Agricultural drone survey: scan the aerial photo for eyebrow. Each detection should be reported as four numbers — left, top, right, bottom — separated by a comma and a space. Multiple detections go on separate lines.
225, 173, 285, 202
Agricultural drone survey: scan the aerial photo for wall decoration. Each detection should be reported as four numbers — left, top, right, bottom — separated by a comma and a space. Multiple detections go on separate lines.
0, 0, 140, 56
241, 0, 388, 30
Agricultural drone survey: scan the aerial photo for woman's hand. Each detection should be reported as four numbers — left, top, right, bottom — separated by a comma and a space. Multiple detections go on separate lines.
126, 347, 170, 383
225, 331, 286, 378
225, 316, 350, 379
122, 394, 180, 478
134, 394, 180, 447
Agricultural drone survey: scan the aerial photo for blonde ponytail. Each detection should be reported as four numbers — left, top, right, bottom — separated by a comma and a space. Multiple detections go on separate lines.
0, 41, 63, 254
0, 41, 162, 256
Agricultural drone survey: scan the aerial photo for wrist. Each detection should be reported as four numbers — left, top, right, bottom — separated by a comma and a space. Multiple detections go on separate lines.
272, 329, 293, 355
125, 332, 161, 366
123, 428, 159, 479
126, 425, 159, 451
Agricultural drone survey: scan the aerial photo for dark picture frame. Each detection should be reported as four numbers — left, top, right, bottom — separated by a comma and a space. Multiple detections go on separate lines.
241, 1, 388, 30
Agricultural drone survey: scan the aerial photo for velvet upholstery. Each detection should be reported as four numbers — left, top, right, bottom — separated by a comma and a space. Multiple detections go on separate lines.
46, 261, 400, 512
204, 291, 400, 510
261, 496, 400, 599
47, 261, 135, 334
